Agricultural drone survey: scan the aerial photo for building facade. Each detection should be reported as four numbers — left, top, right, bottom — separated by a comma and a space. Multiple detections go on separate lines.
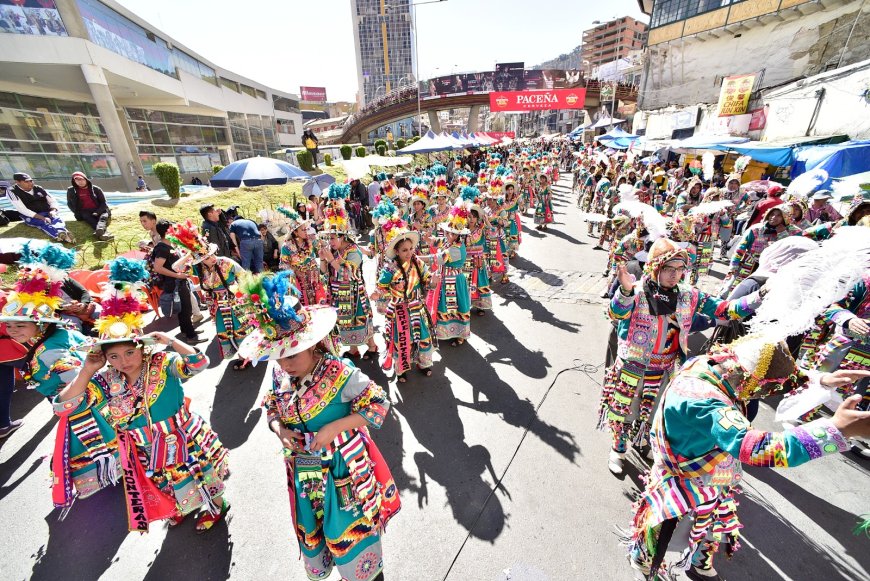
637, 0, 870, 111
350, 0, 416, 107
0, 0, 303, 190
581, 16, 648, 72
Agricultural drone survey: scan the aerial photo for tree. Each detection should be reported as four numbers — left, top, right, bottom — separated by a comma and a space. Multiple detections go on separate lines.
152, 162, 182, 199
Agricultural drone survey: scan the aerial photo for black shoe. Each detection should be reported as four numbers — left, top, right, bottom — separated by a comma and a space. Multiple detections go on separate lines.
179, 334, 208, 344
0, 419, 24, 439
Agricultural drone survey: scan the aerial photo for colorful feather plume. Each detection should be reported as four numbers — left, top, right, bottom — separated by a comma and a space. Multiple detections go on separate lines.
688, 200, 734, 217
460, 186, 480, 203
702, 152, 715, 181
109, 257, 149, 284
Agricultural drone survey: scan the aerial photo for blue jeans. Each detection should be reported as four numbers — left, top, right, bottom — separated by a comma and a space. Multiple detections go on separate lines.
239, 238, 264, 273
0, 364, 16, 428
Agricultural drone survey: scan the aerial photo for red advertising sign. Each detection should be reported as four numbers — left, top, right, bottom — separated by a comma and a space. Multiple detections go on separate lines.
748, 107, 767, 131
489, 89, 586, 112
300, 86, 327, 102
483, 131, 516, 139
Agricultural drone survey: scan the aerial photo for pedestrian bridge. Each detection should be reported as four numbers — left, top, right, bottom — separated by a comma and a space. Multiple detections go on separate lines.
339, 80, 639, 144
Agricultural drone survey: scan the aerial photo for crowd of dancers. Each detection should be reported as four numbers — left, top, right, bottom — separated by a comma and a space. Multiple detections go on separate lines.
0, 145, 563, 581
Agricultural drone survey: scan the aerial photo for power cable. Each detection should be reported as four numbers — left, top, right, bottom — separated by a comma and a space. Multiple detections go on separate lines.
440, 357, 604, 580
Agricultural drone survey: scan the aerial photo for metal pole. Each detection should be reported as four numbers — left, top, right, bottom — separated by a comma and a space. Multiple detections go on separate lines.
415, 7, 421, 136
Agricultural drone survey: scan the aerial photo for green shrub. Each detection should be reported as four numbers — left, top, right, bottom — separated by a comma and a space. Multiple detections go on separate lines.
296, 149, 314, 171
212, 164, 224, 174
324, 153, 333, 166
340, 145, 352, 160
355, 146, 367, 158
374, 139, 387, 151
395, 138, 406, 150
152, 162, 182, 198
376, 145, 386, 156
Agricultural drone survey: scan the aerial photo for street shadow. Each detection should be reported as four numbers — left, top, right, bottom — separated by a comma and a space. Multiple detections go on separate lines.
373, 406, 418, 496
207, 363, 268, 450
474, 310, 551, 380
495, 283, 582, 335
725, 468, 870, 579
542, 227, 583, 246
398, 359, 508, 542
144, 514, 233, 581
30, 485, 128, 581
445, 345, 580, 464
0, 415, 55, 501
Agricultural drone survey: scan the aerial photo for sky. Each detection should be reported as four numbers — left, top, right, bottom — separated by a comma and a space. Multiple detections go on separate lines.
114, 0, 646, 102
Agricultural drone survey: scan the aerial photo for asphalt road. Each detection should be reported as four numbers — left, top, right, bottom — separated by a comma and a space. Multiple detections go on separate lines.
1, 175, 868, 581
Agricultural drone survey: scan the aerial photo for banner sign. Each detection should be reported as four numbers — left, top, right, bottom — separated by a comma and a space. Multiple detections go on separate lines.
489, 89, 586, 112
483, 131, 516, 139
717, 74, 756, 117
300, 86, 327, 102
748, 107, 767, 131
494, 62, 525, 91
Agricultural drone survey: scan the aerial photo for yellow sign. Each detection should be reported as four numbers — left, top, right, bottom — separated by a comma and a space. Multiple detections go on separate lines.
717, 73, 757, 117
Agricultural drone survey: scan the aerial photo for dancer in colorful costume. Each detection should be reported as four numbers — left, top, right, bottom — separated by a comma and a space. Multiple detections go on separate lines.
534, 173, 554, 231
237, 272, 399, 581
0, 242, 119, 514
373, 219, 436, 382
55, 257, 229, 533
626, 338, 870, 581
462, 188, 492, 315
167, 220, 249, 364
278, 206, 328, 307
718, 206, 800, 298
433, 201, 472, 346
600, 238, 763, 474
484, 193, 510, 283
318, 185, 377, 359
503, 175, 522, 257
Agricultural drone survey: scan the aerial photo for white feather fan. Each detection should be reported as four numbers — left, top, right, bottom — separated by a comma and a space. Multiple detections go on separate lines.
702, 152, 715, 181
749, 226, 870, 340
785, 168, 828, 200
688, 200, 734, 216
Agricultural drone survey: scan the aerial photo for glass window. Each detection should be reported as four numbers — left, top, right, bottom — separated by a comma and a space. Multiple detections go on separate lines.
220, 77, 240, 92
240, 84, 257, 98
0, 0, 67, 36
76, 0, 175, 77
650, 0, 740, 29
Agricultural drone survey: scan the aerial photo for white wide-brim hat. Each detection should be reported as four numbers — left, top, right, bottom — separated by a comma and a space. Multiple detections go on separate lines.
385, 230, 420, 259
237, 305, 337, 362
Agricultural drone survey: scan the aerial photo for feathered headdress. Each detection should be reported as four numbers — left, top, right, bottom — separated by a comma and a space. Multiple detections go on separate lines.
432, 163, 449, 197
382, 217, 420, 259
319, 203, 352, 237
734, 155, 752, 174
372, 197, 400, 226
327, 182, 350, 201
439, 201, 471, 235
410, 177, 430, 206
276, 205, 310, 232
0, 242, 76, 325
235, 271, 338, 363
167, 220, 216, 264
92, 258, 151, 345
477, 162, 489, 187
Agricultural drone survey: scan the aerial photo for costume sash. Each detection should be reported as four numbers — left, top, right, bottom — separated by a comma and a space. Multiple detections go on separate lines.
117, 430, 177, 532
51, 411, 75, 514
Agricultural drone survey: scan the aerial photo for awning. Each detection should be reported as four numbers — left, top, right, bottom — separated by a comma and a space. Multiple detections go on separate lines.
591, 116, 625, 129
714, 135, 849, 167
669, 134, 750, 152
791, 140, 870, 189
397, 130, 460, 153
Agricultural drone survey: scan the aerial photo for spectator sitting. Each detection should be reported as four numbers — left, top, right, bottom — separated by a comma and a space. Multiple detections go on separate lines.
7, 173, 74, 243
136, 175, 148, 191
191, 176, 203, 186
66, 171, 112, 241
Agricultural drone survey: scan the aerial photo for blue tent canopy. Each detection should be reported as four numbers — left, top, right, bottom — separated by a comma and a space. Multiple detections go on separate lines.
210, 156, 310, 187
791, 140, 870, 189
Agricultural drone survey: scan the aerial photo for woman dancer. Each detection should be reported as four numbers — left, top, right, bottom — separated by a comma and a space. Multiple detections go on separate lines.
278, 206, 328, 306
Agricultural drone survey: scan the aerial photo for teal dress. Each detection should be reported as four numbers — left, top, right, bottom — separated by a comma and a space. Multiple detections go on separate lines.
328, 244, 374, 346
54, 351, 229, 525
377, 258, 435, 375
263, 355, 397, 581
29, 328, 119, 507
435, 242, 471, 340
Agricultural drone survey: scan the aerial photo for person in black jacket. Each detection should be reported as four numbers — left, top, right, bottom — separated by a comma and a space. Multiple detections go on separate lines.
66, 171, 112, 240
200, 203, 237, 258
57, 276, 100, 334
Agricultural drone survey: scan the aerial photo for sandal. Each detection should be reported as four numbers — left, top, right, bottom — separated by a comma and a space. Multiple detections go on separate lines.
397, 373, 407, 383
232, 359, 250, 370
195, 499, 230, 534
418, 366, 432, 377
500, 276, 509, 284
450, 338, 465, 347
167, 513, 185, 528
362, 350, 379, 361
476, 309, 486, 316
